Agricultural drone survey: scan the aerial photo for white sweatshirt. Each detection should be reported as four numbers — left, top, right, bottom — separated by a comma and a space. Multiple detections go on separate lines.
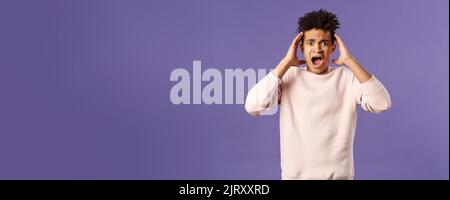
245, 66, 391, 180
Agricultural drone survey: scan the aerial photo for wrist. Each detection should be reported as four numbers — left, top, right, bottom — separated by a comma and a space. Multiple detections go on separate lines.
274, 58, 293, 79
280, 58, 295, 68
343, 56, 357, 66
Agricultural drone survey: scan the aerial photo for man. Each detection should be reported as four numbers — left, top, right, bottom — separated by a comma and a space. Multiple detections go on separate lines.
245, 9, 391, 180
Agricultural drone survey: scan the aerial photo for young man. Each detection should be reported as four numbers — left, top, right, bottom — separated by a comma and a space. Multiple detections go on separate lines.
245, 9, 391, 180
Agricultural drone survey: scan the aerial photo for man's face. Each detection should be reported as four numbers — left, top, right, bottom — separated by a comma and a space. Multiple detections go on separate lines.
300, 29, 336, 74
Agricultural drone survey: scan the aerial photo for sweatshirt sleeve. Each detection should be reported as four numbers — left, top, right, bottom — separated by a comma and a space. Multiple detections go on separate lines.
354, 75, 392, 113
245, 71, 282, 116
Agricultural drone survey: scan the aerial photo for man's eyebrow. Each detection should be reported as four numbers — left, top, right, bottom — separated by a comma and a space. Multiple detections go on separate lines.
304, 39, 331, 42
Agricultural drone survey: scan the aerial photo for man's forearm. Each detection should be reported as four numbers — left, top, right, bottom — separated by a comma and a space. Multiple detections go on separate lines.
344, 57, 372, 83
272, 58, 293, 79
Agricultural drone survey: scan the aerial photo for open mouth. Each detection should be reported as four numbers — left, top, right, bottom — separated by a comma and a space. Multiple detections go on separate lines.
311, 56, 323, 66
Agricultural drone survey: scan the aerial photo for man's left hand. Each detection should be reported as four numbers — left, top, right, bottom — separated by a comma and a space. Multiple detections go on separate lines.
332, 33, 355, 66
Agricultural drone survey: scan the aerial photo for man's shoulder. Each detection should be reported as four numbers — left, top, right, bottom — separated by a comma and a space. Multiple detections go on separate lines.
281, 66, 301, 81
333, 66, 354, 77
333, 66, 359, 85
334, 66, 348, 73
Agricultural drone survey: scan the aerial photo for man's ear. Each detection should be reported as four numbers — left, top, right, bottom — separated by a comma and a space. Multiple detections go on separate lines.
300, 44, 304, 53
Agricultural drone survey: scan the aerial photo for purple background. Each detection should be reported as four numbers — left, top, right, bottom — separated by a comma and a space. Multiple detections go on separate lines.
0, 0, 448, 180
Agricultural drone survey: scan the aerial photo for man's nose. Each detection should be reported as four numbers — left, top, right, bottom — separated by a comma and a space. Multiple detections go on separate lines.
313, 47, 323, 53
313, 44, 323, 52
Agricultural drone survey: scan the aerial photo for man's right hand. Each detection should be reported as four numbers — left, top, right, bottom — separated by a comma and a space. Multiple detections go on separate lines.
272, 32, 306, 79
285, 32, 306, 67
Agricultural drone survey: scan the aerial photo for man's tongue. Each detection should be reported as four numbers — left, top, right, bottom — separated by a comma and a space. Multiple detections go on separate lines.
313, 58, 322, 65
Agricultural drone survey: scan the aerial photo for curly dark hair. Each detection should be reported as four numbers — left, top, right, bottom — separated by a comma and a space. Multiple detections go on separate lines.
297, 9, 340, 44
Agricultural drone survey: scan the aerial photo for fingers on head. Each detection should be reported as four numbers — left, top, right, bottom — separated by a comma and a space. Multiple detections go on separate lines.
334, 34, 342, 42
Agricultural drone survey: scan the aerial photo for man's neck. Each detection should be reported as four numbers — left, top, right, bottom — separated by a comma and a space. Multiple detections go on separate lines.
306, 65, 330, 75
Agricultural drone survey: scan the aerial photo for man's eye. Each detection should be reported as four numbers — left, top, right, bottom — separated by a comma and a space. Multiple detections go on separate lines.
307, 42, 313, 46
321, 41, 329, 46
